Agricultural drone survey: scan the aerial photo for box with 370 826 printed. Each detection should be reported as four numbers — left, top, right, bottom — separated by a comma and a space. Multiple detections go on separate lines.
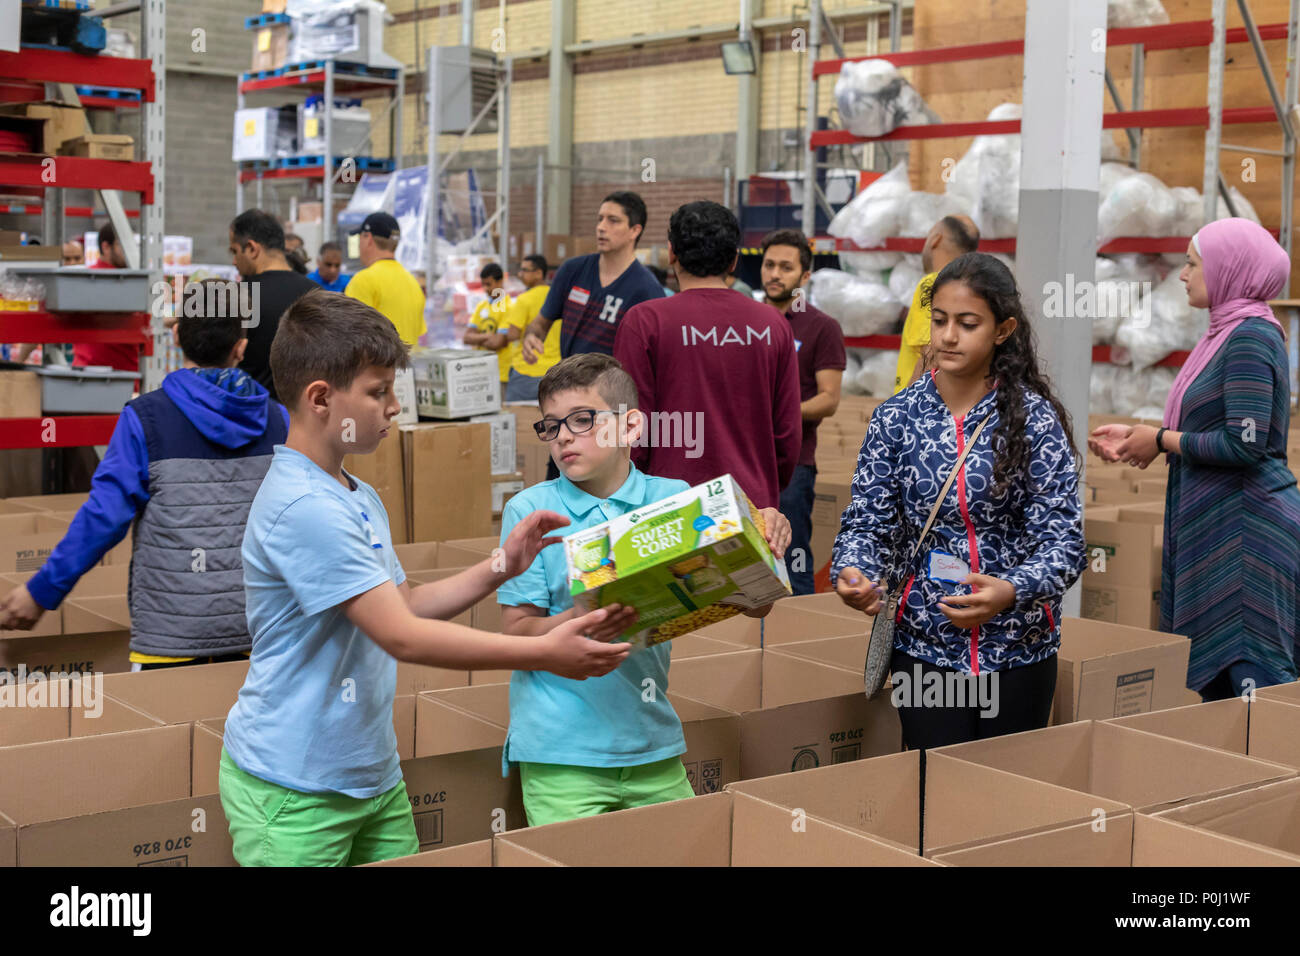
563, 474, 792, 650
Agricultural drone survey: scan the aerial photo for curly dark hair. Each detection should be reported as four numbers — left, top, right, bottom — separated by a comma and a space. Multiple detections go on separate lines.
668, 200, 741, 278
924, 253, 1078, 498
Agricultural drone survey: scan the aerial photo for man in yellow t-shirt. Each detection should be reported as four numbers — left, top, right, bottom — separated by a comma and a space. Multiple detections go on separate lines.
462, 262, 513, 383
893, 215, 980, 394
503, 254, 558, 402
345, 212, 427, 346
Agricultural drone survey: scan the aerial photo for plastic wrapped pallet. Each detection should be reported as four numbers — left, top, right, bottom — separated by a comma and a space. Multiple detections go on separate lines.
842, 350, 867, 395
1097, 171, 1179, 243
1104, 364, 1178, 417
899, 190, 973, 238
854, 349, 900, 397
888, 259, 925, 307
835, 59, 939, 138
840, 250, 902, 272
1108, 0, 1170, 29
827, 161, 912, 249
1114, 270, 1208, 370
1090, 364, 1118, 415
945, 103, 1022, 239
808, 268, 901, 336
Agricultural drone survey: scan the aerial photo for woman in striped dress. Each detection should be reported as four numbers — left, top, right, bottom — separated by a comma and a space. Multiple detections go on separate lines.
1091, 218, 1300, 700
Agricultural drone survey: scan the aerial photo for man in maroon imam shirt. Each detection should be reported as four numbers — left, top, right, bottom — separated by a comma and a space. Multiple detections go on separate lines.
760, 229, 845, 595
613, 201, 801, 511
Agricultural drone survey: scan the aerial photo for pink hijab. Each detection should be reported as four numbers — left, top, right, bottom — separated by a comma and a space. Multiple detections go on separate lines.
1162, 218, 1291, 428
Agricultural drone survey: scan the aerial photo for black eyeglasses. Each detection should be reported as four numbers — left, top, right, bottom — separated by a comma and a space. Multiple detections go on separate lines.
533, 408, 617, 441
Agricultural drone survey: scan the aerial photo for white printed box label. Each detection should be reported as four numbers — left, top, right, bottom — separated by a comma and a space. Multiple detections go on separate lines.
1113, 667, 1155, 716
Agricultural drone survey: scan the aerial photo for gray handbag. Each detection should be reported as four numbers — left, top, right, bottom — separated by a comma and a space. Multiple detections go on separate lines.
864, 415, 991, 699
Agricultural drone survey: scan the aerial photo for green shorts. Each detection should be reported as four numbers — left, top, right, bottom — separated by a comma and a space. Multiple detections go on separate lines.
218, 749, 418, 867
519, 756, 696, 828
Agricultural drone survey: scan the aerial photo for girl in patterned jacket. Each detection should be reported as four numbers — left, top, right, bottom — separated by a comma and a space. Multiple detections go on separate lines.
831, 253, 1086, 750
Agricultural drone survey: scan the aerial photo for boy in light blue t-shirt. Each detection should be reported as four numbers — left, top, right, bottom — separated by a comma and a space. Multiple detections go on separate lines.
498, 353, 791, 827
219, 290, 631, 867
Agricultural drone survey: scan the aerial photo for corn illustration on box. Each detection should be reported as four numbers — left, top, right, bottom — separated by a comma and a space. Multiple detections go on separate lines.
564, 474, 792, 650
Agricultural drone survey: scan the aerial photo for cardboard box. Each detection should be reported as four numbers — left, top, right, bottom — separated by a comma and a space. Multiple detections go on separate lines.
0, 726, 235, 866
470, 412, 517, 476
671, 632, 750, 659
1131, 810, 1300, 866
411, 350, 502, 419
543, 235, 572, 264
1054, 618, 1191, 724
1145, 777, 1300, 864
66, 134, 134, 161
491, 474, 525, 516
760, 603, 866, 647
564, 474, 792, 649
344, 432, 408, 546
1254, 679, 1300, 706
808, 477, 852, 583
1081, 583, 1160, 630
2, 493, 89, 513
100, 660, 249, 724
0, 102, 85, 154
402, 692, 525, 850
1109, 696, 1300, 770
65, 563, 129, 601
516, 441, 551, 488
932, 720, 1295, 813
493, 791, 935, 866
0, 675, 162, 748
1082, 506, 1161, 589
0, 630, 131, 682
727, 748, 1131, 858
768, 591, 866, 621
0, 514, 71, 574
686, 613, 761, 648
402, 422, 493, 543
395, 661, 469, 696
0, 371, 40, 419
670, 649, 902, 779
250, 22, 289, 72
929, 817, 1135, 866
362, 839, 492, 867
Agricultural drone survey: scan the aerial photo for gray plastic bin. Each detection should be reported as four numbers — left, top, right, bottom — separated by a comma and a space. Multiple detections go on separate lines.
13, 267, 152, 312
36, 365, 140, 414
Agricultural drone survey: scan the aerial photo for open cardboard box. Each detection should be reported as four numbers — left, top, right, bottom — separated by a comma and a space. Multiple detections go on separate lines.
61, 594, 131, 636
0, 725, 235, 865
1130, 810, 1300, 866
402, 422, 493, 544
1256, 679, 1300, 706
493, 791, 937, 866
759, 603, 868, 647
2, 493, 90, 513
669, 648, 901, 779
1144, 777, 1300, 864
1107, 697, 1300, 769
932, 720, 1295, 813
417, 681, 744, 797
1054, 618, 1191, 724
100, 660, 249, 725
0, 675, 163, 748
0, 513, 72, 574
362, 839, 492, 867
727, 748, 1131, 859
64, 563, 129, 601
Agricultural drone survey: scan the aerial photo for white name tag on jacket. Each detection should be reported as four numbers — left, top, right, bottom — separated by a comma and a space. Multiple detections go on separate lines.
928, 550, 969, 583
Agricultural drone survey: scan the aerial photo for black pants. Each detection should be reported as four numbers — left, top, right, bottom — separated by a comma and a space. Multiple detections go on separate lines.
137, 653, 248, 672
890, 647, 1057, 751
778, 463, 817, 596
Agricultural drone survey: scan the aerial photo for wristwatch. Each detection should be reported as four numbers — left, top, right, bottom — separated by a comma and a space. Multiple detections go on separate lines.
1155, 427, 1167, 454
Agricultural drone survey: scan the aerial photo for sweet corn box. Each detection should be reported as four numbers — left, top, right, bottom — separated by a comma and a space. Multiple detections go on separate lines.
564, 474, 792, 650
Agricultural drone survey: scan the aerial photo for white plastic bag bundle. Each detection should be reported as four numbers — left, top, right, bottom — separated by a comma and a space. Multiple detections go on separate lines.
900, 191, 973, 238
840, 250, 902, 272
1114, 269, 1208, 369
835, 60, 939, 138
843, 350, 867, 395
1090, 364, 1119, 415
888, 260, 925, 307
1098, 161, 1137, 204
854, 350, 900, 397
1169, 186, 1204, 237
1108, 0, 1170, 28
945, 104, 1022, 239
1091, 279, 1146, 345
808, 268, 902, 336
1098, 172, 1180, 242
827, 161, 913, 249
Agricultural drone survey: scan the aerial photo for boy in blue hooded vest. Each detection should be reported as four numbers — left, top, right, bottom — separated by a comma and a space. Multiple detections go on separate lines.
0, 280, 290, 670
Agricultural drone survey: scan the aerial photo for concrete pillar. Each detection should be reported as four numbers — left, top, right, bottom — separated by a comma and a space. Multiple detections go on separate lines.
547, 0, 575, 237
1016, 0, 1106, 617
735, 0, 761, 190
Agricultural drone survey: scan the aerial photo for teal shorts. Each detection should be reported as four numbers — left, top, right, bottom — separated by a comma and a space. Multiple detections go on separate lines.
218, 749, 418, 866
519, 756, 696, 828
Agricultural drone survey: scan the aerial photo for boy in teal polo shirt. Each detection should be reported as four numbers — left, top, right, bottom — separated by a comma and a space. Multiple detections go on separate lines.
218, 291, 632, 867
498, 353, 792, 826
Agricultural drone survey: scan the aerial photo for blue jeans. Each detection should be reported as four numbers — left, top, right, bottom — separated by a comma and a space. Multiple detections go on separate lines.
779, 463, 817, 596
505, 369, 541, 403
1199, 659, 1287, 701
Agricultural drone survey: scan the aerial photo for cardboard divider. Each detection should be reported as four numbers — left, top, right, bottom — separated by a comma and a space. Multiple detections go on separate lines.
0, 809, 14, 867
1131, 812, 1300, 866
193, 718, 225, 798
1105, 697, 1249, 755
928, 817, 1134, 867
1256, 680, 1300, 706
0, 630, 132, 681
63, 563, 130, 601
395, 661, 469, 696
671, 632, 750, 659
0, 676, 163, 748
759, 604, 869, 647
1148, 778, 1300, 864
767, 592, 867, 621
100, 660, 250, 724
691, 613, 761, 648
668, 648, 762, 713
764, 633, 867, 672
393, 696, 415, 761
361, 839, 492, 867
60, 595, 131, 636
726, 749, 1130, 858
0, 725, 234, 865
933, 721, 1295, 813
1054, 618, 1191, 723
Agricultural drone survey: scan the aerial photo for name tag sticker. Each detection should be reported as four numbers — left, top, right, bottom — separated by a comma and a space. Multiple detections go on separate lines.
928, 550, 968, 583
568, 286, 591, 306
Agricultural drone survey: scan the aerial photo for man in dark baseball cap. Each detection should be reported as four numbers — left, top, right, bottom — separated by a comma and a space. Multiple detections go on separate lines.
345, 211, 425, 346
350, 212, 401, 240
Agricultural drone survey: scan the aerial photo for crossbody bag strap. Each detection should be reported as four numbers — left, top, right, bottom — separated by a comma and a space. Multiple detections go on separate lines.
898, 414, 991, 574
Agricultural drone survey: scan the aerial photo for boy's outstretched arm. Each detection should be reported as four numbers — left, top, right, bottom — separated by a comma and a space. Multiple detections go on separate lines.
501, 602, 637, 639
345, 582, 630, 679
403, 509, 572, 621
